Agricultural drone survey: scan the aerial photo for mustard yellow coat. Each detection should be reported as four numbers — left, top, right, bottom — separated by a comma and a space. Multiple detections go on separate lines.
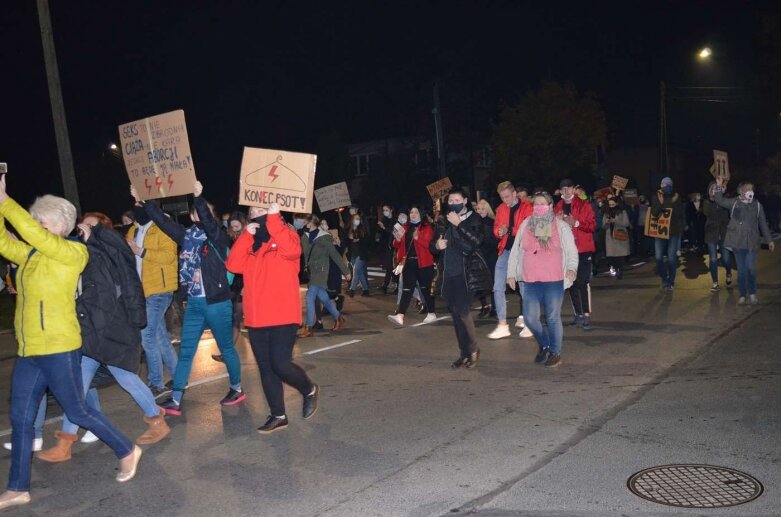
125, 224, 178, 297
0, 198, 88, 357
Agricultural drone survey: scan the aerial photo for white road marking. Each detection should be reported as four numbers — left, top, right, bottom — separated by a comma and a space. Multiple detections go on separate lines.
410, 316, 451, 327
304, 339, 362, 355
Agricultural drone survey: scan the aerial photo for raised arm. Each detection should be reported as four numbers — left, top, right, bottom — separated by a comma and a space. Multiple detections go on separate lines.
266, 207, 301, 260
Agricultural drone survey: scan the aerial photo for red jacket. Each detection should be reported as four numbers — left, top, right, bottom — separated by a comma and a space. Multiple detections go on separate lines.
226, 213, 302, 328
554, 197, 596, 253
494, 200, 533, 255
393, 222, 435, 267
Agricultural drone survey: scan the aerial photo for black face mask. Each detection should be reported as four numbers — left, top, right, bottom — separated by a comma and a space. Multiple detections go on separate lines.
251, 215, 269, 251
448, 203, 464, 214
133, 206, 151, 226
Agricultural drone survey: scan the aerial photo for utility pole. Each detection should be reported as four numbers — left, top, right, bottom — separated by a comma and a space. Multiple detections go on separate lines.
37, 0, 80, 212
659, 81, 669, 176
432, 83, 446, 179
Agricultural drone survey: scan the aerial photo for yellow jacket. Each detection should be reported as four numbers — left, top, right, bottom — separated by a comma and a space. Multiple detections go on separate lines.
125, 223, 178, 297
0, 198, 88, 357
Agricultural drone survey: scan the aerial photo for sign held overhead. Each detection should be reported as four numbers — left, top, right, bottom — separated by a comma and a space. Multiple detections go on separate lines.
712, 149, 730, 181
239, 147, 316, 213
314, 182, 351, 212
426, 177, 453, 201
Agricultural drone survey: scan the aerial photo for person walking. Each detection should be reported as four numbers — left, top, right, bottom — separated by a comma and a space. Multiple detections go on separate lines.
554, 179, 596, 330
475, 199, 498, 317
432, 189, 491, 368
488, 181, 532, 339
602, 195, 631, 279
377, 205, 398, 294
347, 213, 371, 297
507, 191, 579, 368
226, 203, 320, 435
0, 177, 141, 511
213, 211, 248, 363
714, 178, 774, 304
132, 182, 245, 416
702, 181, 733, 292
387, 206, 437, 326
125, 198, 179, 398
299, 215, 350, 337
651, 177, 687, 290
38, 213, 169, 462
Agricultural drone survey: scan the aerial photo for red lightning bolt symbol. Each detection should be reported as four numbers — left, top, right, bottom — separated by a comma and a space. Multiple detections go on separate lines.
268, 165, 279, 182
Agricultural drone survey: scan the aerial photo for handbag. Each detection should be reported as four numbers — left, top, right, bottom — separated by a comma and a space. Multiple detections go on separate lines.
612, 227, 629, 241
393, 233, 416, 276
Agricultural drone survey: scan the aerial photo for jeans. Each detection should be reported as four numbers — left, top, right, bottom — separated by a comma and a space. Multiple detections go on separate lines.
397, 261, 434, 314
522, 281, 565, 355
442, 275, 478, 357
349, 256, 369, 292
493, 252, 512, 322
31, 388, 101, 440
306, 285, 340, 326
707, 241, 732, 283
396, 276, 421, 306
732, 249, 757, 297
654, 235, 682, 286
568, 253, 592, 315
61, 356, 159, 434
140, 292, 177, 389
9, 350, 133, 491
172, 297, 241, 397
248, 325, 313, 417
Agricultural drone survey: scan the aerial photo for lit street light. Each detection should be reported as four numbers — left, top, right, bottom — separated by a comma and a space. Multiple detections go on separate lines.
109, 143, 118, 151
697, 47, 712, 60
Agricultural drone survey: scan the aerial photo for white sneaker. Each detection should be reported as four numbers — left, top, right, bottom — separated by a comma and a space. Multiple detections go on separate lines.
488, 324, 511, 340
387, 314, 404, 326
423, 313, 438, 323
749, 294, 758, 305
519, 327, 534, 338
738, 297, 746, 305
81, 431, 99, 443
515, 316, 525, 328
3, 438, 43, 452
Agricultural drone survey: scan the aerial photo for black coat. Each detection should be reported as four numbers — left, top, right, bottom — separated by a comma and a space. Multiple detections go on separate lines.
430, 212, 492, 295
77, 225, 147, 372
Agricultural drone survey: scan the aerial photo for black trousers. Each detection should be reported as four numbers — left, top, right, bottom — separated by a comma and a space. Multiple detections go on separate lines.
443, 275, 478, 357
248, 325, 313, 417
382, 248, 398, 288
398, 260, 435, 314
568, 252, 592, 315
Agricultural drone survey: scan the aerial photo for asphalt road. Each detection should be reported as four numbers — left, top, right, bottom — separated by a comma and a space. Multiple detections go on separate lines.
0, 250, 779, 516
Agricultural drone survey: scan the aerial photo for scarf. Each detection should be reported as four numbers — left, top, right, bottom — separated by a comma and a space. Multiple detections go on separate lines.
251, 215, 270, 252
527, 209, 555, 249
180, 225, 207, 297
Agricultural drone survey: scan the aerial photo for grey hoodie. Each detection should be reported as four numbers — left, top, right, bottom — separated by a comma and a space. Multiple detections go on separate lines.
715, 190, 772, 250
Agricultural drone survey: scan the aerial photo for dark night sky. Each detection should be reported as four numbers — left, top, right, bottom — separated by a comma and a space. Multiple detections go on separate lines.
0, 0, 775, 216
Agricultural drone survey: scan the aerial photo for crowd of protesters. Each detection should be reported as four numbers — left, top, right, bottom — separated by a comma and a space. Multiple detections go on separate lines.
0, 167, 776, 510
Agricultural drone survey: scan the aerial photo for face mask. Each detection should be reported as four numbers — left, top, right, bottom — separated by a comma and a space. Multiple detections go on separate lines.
349, 208, 357, 215
398, 216, 408, 225
448, 203, 464, 214
319, 222, 329, 231
742, 190, 754, 203
133, 206, 151, 225
383, 210, 391, 218
293, 219, 305, 230
533, 205, 550, 217
562, 193, 574, 202
251, 215, 270, 251
409, 215, 421, 224
222, 220, 229, 228
661, 185, 673, 195
352, 219, 361, 227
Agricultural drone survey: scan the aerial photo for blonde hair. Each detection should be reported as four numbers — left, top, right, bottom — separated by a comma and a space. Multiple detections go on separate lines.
29, 195, 77, 236
496, 181, 515, 194
477, 199, 495, 219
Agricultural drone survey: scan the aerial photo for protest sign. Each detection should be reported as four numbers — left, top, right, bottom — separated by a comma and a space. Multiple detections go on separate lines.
239, 147, 316, 213
0, 163, 7, 175
712, 149, 730, 180
611, 175, 629, 191
623, 188, 639, 206
118, 110, 196, 200
426, 177, 453, 200
645, 208, 673, 239
314, 181, 351, 212
593, 186, 613, 200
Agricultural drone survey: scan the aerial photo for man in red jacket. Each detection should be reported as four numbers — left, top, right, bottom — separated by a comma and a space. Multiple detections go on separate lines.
554, 179, 596, 330
488, 181, 533, 340
226, 202, 318, 435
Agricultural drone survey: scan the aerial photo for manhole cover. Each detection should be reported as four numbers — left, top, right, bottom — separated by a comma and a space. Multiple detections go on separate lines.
628, 464, 763, 508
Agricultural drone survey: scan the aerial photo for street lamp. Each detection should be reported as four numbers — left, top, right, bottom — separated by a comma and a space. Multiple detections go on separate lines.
109, 143, 118, 151
697, 47, 712, 60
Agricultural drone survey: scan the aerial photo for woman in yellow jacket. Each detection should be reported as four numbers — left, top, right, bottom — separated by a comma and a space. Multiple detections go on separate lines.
0, 176, 142, 511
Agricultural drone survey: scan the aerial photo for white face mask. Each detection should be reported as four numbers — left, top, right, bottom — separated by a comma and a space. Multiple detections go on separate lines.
562, 193, 574, 202
352, 219, 361, 227
319, 222, 329, 231
410, 215, 421, 224
383, 210, 391, 218
742, 190, 754, 203
398, 216, 408, 224
349, 208, 357, 215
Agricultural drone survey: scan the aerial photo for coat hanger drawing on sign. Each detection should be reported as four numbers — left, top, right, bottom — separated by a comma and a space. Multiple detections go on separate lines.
245, 155, 307, 192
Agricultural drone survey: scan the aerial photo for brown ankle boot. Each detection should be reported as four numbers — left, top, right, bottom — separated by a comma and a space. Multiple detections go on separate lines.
299, 326, 313, 338
37, 431, 78, 463
332, 315, 346, 331
136, 408, 170, 445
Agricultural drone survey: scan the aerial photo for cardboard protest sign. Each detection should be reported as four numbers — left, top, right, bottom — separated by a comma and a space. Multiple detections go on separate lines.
314, 181, 351, 212
118, 110, 196, 200
0, 163, 7, 175
593, 186, 613, 201
645, 207, 673, 239
239, 147, 316, 213
611, 175, 629, 191
426, 177, 453, 200
623, 188, 639, 206
712, 150, 730, 181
